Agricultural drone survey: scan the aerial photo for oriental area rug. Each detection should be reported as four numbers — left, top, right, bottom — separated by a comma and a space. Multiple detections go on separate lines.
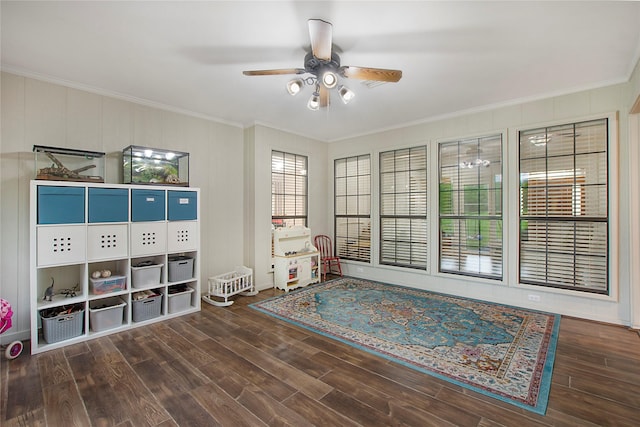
251, 277, 560, 415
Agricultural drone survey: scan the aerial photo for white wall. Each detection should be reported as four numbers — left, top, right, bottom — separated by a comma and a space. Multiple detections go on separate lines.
630, 111, 640, 329
0, 72, 246, 341
244, 125, 328, 289
328, 80, 638, 326
628, 58, 640, 329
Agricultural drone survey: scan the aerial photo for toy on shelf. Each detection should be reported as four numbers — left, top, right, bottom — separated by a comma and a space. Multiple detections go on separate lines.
42, 277, 81, 301
43, 278, 55, 301
58, 284, 80, 298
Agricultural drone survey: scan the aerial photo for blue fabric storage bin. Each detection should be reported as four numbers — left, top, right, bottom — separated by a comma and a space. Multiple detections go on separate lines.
88, 188, 129, 223
37, 186, 85, 224
167, 191, 197, 221
131, 189, 165, 222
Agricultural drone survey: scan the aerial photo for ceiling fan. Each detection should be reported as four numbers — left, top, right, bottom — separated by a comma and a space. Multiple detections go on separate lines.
243, 19, 403, 110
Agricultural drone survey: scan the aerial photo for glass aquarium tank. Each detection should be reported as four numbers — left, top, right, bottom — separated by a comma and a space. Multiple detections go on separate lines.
33, 145, 105, 183
122, 145, 189, 186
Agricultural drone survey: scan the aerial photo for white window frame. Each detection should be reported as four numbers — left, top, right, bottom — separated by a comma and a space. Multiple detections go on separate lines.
334, 154, 372, 263
271, 150, 308, 228
512, 113, 618, 300
437, 134, 504, 280
379, 146, 428, 270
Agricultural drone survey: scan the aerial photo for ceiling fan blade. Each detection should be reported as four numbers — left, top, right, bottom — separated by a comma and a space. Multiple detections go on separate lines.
243, 68, 305, 76
308, 19, 332, 61
340, 66, 403, 82
319, 85, 330, 108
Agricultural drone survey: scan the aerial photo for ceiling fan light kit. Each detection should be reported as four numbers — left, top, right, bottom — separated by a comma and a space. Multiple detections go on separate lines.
243, 19, 402, 111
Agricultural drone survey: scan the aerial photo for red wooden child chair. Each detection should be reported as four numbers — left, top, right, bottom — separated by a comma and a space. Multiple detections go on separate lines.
313, 235, 343, 281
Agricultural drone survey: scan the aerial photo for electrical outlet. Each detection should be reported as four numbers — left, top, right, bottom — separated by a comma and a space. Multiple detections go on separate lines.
356, 267, 364, 273
527, 294, 541, 302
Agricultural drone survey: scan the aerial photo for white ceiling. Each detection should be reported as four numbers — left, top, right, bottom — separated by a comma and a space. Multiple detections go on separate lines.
2, 1, 640, 142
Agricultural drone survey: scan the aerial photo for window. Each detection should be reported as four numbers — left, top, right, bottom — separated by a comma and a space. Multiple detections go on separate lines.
439, 135, 503, 279
519, 119, 608, 294
271, 151, 307, 228
379, 147, 427, 269
335, 155, 371, 262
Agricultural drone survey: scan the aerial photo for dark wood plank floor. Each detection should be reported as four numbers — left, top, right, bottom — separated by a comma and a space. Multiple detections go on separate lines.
2, 285, 640, 426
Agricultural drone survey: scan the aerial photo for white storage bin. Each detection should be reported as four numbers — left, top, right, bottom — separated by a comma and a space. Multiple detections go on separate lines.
130, 222, 167, 256
131, 263, 163, 288
167, 221, 198, 252
87, 224, 128, 261
89, 297, 126, 332
168, 287, 194, 313
37, 225, 86, 267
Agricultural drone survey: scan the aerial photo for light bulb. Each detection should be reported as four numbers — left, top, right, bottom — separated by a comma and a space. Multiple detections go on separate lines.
322, 71, 338, 89
307, 93, 320, 111
338, 85, 355, 104
286, 79, 303, 96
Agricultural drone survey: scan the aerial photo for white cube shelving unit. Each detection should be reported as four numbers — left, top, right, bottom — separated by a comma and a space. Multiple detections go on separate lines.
30, 180, 201, 354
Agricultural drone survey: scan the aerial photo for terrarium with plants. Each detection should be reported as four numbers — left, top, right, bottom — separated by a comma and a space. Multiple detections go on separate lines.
122, 145, 189, 186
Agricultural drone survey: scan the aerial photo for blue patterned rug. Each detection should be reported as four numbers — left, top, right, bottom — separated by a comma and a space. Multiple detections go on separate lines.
251, 278, 559, 415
